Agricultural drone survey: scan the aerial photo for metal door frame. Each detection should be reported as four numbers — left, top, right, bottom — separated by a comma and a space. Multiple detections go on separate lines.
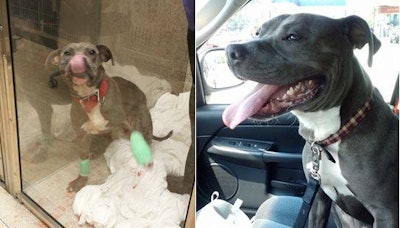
0, 1, 61, 226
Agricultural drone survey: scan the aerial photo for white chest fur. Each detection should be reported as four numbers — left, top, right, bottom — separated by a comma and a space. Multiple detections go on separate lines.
292, 106, 341, 141
73, 83, 109, 134
80, 102, 109, 134
292, 107, 354, 200
306, 142, 354, 200
73, 83, 96, 98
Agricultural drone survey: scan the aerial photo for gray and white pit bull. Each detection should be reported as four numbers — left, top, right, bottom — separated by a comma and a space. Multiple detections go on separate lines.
46, 43, 172, 192
223, 14, 398, 227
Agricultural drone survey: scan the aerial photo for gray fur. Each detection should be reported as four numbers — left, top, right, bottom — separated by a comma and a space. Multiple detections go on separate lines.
48, 42, 158, 192
226, 14, 398, 227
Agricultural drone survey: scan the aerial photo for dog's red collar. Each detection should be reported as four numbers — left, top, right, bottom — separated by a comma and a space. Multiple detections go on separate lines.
317, 98, 373, 147
77, 78, 109, 112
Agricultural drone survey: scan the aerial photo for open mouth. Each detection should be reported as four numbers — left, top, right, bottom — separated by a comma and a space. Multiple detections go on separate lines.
68, 55, 91, 85
72, 75, 88, 85
222, 77, 323, 129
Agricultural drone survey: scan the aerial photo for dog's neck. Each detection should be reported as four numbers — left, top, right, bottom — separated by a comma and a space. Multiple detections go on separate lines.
292, 107, 341, 142
293, 58, 374, 143
340, 57, 374, 122
73, 83, 98, 98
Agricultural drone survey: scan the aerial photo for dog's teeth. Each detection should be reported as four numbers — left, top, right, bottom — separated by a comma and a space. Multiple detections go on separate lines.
282, 94, 287, 100
308, 80, 312, 85
287, 87, 294, 95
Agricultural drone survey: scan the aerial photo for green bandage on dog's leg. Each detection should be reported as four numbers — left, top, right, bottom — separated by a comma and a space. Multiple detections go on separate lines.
41, 134, 52, 149
79, 159, 90, 176
130, 131, 153, 166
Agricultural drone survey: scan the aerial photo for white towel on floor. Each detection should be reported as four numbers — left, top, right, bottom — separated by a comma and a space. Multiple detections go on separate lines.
73, 92, 191, 228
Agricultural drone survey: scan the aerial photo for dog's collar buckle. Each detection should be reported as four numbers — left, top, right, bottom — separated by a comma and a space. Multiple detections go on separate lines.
310, 142, 322, 181
308, 140, 336, 164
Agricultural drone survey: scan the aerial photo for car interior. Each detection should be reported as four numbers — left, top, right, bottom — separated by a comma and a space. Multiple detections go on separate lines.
195, 0, 399, 227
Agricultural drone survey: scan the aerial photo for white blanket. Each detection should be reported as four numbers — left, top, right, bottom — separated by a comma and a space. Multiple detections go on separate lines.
73, 92, 191, 227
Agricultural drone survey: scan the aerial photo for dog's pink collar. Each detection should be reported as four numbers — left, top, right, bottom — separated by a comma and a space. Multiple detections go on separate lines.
77, 78, 109, 112
317, 97, 373, 147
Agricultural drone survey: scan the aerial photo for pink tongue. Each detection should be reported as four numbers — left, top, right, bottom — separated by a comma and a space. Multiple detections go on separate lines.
222, 83, 280, 129
70, 55, 86, 74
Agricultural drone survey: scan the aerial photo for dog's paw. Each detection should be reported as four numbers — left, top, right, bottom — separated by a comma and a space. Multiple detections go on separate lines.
67, 175, 88, 192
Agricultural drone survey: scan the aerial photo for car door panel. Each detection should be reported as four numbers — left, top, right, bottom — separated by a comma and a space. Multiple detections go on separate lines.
197, 105, 307, 216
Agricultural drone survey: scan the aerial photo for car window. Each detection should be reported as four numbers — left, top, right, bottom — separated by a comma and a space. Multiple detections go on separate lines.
198, 0, 399, 104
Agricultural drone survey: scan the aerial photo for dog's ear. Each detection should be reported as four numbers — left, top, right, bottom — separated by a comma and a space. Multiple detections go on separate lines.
97, 45, 114, 65
45, 49, 61, 67
341, 15, 381, 67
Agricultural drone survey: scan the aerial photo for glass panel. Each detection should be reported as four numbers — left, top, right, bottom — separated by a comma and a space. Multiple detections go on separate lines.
8, 0, 193, 226
199, 0, 399, 104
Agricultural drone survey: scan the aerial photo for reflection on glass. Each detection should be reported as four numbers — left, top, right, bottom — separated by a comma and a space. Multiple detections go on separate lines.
9, 1, 192, 226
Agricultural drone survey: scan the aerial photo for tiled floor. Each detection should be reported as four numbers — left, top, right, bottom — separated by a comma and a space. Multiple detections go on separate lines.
0, 187, 46, 227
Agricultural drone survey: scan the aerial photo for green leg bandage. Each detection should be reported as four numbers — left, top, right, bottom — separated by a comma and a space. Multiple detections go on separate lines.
79, 159, 90, 177
130, 131, 153, 166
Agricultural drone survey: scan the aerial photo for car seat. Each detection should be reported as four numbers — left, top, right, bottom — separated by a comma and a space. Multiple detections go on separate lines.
252, 195, 337, 228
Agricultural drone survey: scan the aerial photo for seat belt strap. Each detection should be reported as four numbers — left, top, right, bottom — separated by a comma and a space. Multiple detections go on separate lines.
293, 177, 320, 228
293, 142, 323, 228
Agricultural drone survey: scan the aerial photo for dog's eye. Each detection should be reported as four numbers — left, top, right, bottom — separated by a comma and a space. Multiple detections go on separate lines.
285, 34, 301, 41
89, 49, 96, 55
64, 51, 71, 56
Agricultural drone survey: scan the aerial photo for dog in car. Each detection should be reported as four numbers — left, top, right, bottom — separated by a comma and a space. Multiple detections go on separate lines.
223, 13, 398, 227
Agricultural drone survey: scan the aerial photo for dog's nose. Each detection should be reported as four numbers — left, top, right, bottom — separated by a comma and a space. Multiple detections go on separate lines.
70, 54, 87, 74
226, 44, 247, 63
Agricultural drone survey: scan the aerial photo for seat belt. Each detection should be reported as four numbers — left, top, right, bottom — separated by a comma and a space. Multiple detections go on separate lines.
293, 143, 323, 228
293, 176, 320, 228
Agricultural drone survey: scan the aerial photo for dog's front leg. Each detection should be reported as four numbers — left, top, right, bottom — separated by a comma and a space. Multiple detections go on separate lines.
67, 133, 92, 192
67, 156, 90, 192
308, 188, 332, 227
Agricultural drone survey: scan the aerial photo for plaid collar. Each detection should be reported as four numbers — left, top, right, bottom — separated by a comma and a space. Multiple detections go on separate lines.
317, 97, 373, 147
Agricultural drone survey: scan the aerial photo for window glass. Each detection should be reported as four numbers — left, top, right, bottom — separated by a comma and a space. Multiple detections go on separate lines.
8, 0, 192, 226
199, 0, 399, 104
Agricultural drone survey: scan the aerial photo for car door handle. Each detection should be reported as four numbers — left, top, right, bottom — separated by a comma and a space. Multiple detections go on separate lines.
259, 149, 302, 163
207, 144, 266, 169
207, 137, 302, 167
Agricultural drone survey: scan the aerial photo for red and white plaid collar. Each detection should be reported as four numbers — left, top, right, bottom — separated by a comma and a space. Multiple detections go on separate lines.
316, 97, 373, 147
